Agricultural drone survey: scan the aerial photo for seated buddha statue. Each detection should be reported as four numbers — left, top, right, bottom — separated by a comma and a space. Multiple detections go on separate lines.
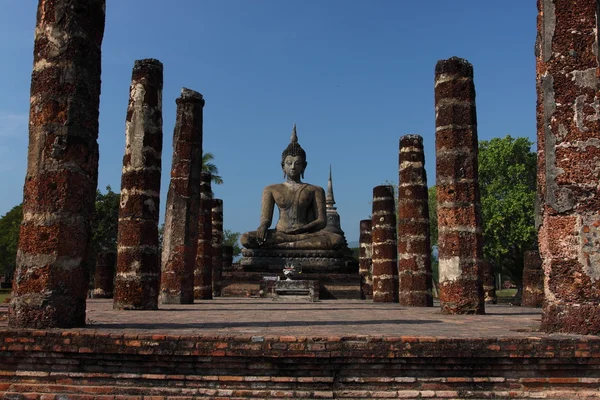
240, 125, 346, 250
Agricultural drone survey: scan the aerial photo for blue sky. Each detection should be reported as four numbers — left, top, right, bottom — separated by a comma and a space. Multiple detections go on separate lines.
0, 1, 536, 243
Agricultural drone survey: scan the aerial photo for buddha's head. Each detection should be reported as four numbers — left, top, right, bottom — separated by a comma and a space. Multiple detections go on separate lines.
281, 124, 307, 180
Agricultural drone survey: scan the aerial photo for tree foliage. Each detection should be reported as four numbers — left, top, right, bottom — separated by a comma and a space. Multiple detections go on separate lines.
478, 135, 537, 286
223, 229, 241, 257
0, 204, 22, 278
202, 152, 223, 185
90, 186, 120, 257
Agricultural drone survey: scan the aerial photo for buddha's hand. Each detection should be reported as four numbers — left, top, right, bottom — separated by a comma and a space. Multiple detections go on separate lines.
256, 225, 268, 245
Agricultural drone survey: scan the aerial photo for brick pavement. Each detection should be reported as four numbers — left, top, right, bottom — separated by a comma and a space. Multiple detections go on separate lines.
1, 298, 586, 339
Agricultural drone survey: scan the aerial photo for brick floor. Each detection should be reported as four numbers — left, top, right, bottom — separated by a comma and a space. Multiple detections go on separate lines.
0, 298, 586, 339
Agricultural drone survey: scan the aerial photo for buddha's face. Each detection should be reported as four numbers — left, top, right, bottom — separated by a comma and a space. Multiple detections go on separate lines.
283, 155, 306, 179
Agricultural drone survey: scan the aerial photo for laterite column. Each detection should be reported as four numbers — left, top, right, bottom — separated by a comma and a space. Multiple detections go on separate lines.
522, 250, 544, 308
398, 134, 433, 306
222, 245, 234, 272
9, 0, 106, 328
211, 199, 224, 297
359, 219, 373, 300
92, 251, 116, 299
194, 173, 213, 299
113, 59, 163, 310
482, 261, 497, 304
160, 89, 204, 304
434, 57, 485, 314
536, 0, 600, 334
371, 185, 398, 303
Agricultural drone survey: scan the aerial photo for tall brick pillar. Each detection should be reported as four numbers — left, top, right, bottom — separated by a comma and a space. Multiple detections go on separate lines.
159, 88, 204, 304
92, 251, 116, 299
222, 245, 234, 272
434, 57, 485, 315
113, 59, 163, 310
8, 0, 106, 328
398, 134, 433, 307
371, 185, 398, 303
194, 173, 213, 299
522, 250, 544, 308
211, 199, 224, 298
537, 0, 600, 334
482, 260, 497, 304
359, 219, 373, 300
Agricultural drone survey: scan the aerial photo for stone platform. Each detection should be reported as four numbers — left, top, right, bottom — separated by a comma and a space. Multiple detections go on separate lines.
0, 299, 599, 399
221, 272, 361, 299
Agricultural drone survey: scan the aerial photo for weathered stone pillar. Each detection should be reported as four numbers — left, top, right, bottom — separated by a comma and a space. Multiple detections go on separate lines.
222, 245, 234, 272
434, 57, 485, 315
92, 251, 116, 299
536, 0, 600, 334
8, 0, 106, 328
522, 250, 544, 308
481, 260, 497, 304
113, 59, 163, 310
371, 185, 398, 303
194, 173, 213, 300
211, 199, 224, 297
359, 219, 373, 300
159, 88, 204, 305
398, 134, 433, 307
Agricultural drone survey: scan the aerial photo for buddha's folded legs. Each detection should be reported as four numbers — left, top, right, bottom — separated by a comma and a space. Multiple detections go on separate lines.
241, 230, 345, 250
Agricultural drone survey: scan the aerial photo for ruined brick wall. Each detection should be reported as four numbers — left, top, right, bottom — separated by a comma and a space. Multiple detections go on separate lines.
222, 245, 234, 273
1, 330, 599, 399
113, 59, 163, 310
371, 185, 398, 303
8, 0, 106, 328
92, 251, 116, 299
397, 134, 433, 307
160, 89, 204, 305
536, 0, 600, 334
194, 173, 213, 300
522, 250, 544, 308
434, 57, 485, 315
359, 219, 373, 300
212, 199, 224, 297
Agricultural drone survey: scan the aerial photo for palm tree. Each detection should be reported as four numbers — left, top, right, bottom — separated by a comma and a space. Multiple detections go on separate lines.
202, 152, 223, 185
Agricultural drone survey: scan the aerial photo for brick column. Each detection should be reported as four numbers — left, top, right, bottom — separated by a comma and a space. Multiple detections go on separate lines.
537, 0, 600, 334
398, 134, 433, 307
92, 251, 116, 299
211, 199, 224, 298
194, 173, 213, 300
371, 185, 398, 303
113, 59, 163, 310
222, 245, 234, 272
522, 250, 544, 308
359, 219, 373, 300
434, 57, 485, 315
159, 89, 204, 304
8, 0, 106, 328
481, 260, 497, 304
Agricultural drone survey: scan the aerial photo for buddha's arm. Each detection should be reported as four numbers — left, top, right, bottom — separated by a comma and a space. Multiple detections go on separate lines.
257, 188, 275, 243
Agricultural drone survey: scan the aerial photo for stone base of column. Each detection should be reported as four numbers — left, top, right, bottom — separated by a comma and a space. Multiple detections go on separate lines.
9, 294, 86, 329
541, 302, 600, 335
439, 279, 485, 315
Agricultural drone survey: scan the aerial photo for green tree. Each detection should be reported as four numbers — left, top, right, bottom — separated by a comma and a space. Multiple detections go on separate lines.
90, 186, 120, 256
479, 136, 537, 293
202, 152, 223, 185
223, 229, 241, 257
0, 204, 23, 279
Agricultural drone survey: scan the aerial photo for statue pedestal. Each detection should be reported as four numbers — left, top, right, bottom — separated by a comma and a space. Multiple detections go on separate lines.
273, 280, 319, 302
240, 248, 351, 273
